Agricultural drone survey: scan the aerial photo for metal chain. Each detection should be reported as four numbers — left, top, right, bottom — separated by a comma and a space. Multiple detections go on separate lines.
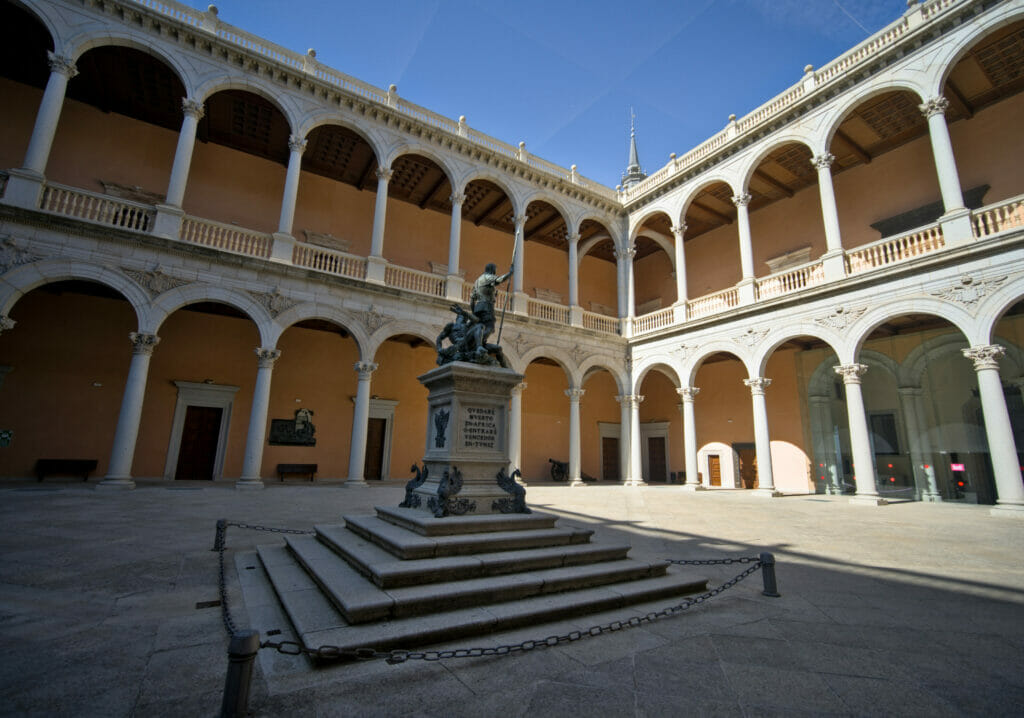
223, 521, 316, 536
665, 556, 760, 566
259, 560, 764, 663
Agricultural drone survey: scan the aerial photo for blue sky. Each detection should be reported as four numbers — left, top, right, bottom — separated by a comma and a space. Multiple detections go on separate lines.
184, 0, 903, 187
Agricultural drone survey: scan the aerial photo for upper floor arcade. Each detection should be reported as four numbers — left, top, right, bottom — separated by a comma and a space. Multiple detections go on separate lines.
0, 0, 1022, 344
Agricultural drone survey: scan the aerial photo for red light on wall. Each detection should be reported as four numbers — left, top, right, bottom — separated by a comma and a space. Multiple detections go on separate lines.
890, 477, 896, 482
957, 481, 965, 487
887, 464, 893, 468
820, 476, 825, 481
924, 464, 930, 469
819, 463, 824, 467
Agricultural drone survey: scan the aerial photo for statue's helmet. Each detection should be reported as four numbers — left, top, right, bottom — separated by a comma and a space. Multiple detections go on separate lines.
485, 262, 497, 274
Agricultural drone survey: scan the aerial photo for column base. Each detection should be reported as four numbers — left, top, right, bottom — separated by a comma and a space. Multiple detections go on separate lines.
751, 488, 783, 498
622, 479, 647, 487
821, 250, 846, 281
672, 302, 688, 324
0, 168, 44, 209
680, 483, 706, 492
96, 477, 136, 490
235, 478, 265, 490
445, 275, 463, 302
990, 504, 1024, 518
365, 255, 388, 285
569, 305, 583, 327
920, 492, 943, 503
569, 478, 587, 487
939, 208, 973, 245
849, 495, 889, 506
153, 204, 185, 239
512, 291, 529, 316
345, 478, 369, 487
737, 279, 756, 305
270, 232, 296, 264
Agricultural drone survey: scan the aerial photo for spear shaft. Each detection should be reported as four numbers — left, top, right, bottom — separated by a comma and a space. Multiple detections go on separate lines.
496, 236, 517, 346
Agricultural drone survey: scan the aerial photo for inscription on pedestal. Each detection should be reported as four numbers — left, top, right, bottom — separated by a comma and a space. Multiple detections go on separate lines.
463, 406, 497, 449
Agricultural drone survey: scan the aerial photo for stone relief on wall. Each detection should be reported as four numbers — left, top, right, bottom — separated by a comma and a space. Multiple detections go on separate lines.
249, 288, 299, 318
930, 275, 1006, 309
734, 328, 769, 347
0, 237, 43, 275
123, 266, 191, 298
813, 306, 866, 330
359, 305, 392, 334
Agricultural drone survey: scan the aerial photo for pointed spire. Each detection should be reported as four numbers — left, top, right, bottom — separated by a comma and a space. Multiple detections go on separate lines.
622, 107, 647, 188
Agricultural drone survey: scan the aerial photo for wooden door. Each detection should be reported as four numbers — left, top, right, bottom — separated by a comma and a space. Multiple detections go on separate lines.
602, 436, 620, 481
647, 436, 667, 482
708, 455, 722, 486
175, 405, 222, 480
364, 417, 386, 479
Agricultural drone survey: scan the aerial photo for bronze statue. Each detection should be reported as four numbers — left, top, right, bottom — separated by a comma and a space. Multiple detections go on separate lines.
435, 262, 513, 367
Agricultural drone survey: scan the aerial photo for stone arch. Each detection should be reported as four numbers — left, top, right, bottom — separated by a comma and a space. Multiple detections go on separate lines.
515, 345, 577, 386
628, 203, 679, 238
975, 277, 1024, 345
900, 332, 1024, 387
459, 169, 522, 217
822, 79, 930, 149
366, 320, 437, 361
192, 76, 302, 132
753, 325, 843, 377
65, 31, 194, 97
738, 133, 820, 192
0, 259, 150, 329
848, 298, 975, 362
683, 343, 750, 387
578, 356, 626, 395
632, 359, 681, 394
298, 113, 387, 166
931, 5, 1024, 97
385, 143, 458, 186
11, 0, 61, 53
150, 283, 274, 346
268, 304, 370, 359
521, 190, 573, 233
679, 174, 742, 216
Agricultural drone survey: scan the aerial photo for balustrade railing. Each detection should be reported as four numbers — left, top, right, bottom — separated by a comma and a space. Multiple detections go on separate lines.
39, 183, 155, 232
384, 264, 446, 297
292, 242, 366, 280
180, 216, 272, 258
527, 296, 570, 325
756, 261, 826, 300
688, 287, 740, 320
581, 310, 621, 334
972, 194, 1024, 239
845, 224, 944, 275
632, 307, 675, 335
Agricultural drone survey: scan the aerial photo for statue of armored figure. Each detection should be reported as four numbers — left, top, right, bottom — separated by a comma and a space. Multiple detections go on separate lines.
436, 262, 512, 367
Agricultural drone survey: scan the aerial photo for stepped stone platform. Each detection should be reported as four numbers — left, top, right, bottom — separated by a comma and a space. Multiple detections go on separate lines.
250, 505, 708, 654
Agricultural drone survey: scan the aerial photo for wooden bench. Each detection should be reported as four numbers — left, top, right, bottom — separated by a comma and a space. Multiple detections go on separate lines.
35, 459, 98, 482
277, 463, 318, 482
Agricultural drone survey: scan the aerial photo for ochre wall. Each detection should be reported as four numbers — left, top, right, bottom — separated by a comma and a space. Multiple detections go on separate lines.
580, 370, 622, 479
0, 78, 39, 169
521, 361, 569, 481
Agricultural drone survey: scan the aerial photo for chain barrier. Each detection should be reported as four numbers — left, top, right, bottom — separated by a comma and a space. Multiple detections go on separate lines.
213, 518, 778, 665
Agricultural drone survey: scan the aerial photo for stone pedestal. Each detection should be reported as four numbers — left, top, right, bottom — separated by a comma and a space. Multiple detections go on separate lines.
404, 362, 527, 516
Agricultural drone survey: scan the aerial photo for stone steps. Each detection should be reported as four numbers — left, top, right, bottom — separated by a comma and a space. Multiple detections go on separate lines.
250, 505, 708, 654
315, 522, 632, 588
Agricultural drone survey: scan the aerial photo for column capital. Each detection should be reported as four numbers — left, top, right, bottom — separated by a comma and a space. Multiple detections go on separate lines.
676, 386, 700, 401
354, 360, 379, 379
616, 394, 644, 408
0, 316, 16, 335
375, 166, 393, 182
449, 191, 466, 207
511, 381, 528, 396
513, 214, 527, 231
614, 244, 636, 261
288, 134, 308, 154
962, 344, 1004, 371
834, 363, 868, 384
810, 152, 835, 170
919, 96, 950, 119
46, 51, 78, 78
565, 388, 585, 401
732, 192, 752, 207
181, 97, 206, 120
744, 377, 772, 395
129, 332, 160, 355
567, 231, 580, 245
255, 347, 281, 368
670, 223, 687, 238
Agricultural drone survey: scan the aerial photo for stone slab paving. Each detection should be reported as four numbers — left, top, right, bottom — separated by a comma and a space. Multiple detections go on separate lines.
0, 479, 1023, 716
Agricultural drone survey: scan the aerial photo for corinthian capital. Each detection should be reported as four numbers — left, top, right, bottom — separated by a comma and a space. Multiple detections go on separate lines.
919, 96, 950, 119
670, 223, 687, 238
834, 363, 868, 384
614, 245, 636, 261
288, 134, 308, 154
449, 192, 466, 207
129, 332, 160, 355
354, 361, 379, 380
375, 166, 393, 182
743, 377, 772, 395
47, 51, 78, 78
810, 153, 835, 170
565, 388, 585, 401
181, 98, 205, 120
0, 316, 16, 335
732, 193, 752, 207
676, 386, 700, 402
962, 344, 1005, 371
255, 347, 281, 368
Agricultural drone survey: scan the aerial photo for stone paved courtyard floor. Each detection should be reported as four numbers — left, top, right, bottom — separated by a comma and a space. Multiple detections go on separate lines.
1, 479, 1023, 717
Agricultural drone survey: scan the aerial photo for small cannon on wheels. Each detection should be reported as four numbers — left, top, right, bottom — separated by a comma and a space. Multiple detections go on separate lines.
548, 458, 568, 482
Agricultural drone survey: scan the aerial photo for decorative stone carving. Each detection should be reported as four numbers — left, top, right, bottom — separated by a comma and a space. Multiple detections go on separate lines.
670, 223, 687, 237
962, 344, 1005, 371
614, 245, 636, 261
677, 386, 700, 402
428, 466, 474, 518
930, 275, 1007, 308
493, 468, 529, 514
919, 96, 950, 119
569, 344, 587, 366
248, 288, 299, 318
375, 166, 394, 182
735, 327, 769, 347
0, 316, 15, 335
123, 267, 191, 298
0, 237, 43, 274
744, 377, 772, 395
508, 332, 531, 356
810, 153, 835, 170
732, 193, 752, 207
623, 394, 644, 408
181, 98, 205, 120
288, 134, 308, 154
814, 305, 866, 330
433, 409, 450, 448
834, 363, 868, 384
358, 305, 392, 333
255, 348, 281, 368
47, 51, 78, 78
449, 192, 466, 207
672, 343, 696, 360
354, 361, 378, 380
565, 388, 585, 401
128, 332, 160, 355
400, 464, 428, 508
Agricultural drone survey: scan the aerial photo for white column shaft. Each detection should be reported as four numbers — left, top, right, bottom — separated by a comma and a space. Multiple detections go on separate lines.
447, 198, 463, 276
736, 203, 754, 280
976, 367, 1024, 505
618, 398, 630, 480
816, 164, 843, 253
616, 256, 628, 318
165, 111, 200, 207
749, 389, 775, 491
370, 174, 390, 257
277, 145, 304, 234
568, 241, 579, 307
683, 395, 698, 486
23, 67, 72, 175
347, 363, 377, 482
630, 399, 642, 481
925, 111, 965, 213
240, 356, 277, 481
104, 343, 156, 482
673, 234, 687, 303
627, 257, 636, 318
844, 381, 879, 497
509, 385, 524, 472
513, 218, 525, 294
567, 391, 582, 483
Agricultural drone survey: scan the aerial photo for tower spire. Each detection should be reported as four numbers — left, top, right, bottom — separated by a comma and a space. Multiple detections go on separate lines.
622, 107, 646, 187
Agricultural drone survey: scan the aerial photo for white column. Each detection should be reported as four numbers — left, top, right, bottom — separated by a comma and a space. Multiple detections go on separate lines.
835, 363, 884, 505
744, 377, 780, 496
614, 246, 633, 320
626, 245, 637, 319
626, 394, 645, 486
962, 346, 1024, 514
809, 395, 841, 494
22, 52, 78, 176
237, 348, 280, 489
98, 333, 160, 490
164, 99, 205, 207
566, 388, 585, 487
670, 223, 688, 306
677, 387, 703, 491
346, 361, 378, 486
509, 382, 526, 477
370, 167, 392, 257
615, 394, 630, 482
567, 232, 580, 307
732, 193, 754, 280
447, 191, 465, 277
919, 97, 966, 214
512, 214, 526, 294
277, 134, 307, 235
898, 386, 941, 501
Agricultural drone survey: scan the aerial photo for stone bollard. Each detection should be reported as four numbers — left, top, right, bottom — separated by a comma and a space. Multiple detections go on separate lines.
220, 630, 260, 718
759, 552, 780, 597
